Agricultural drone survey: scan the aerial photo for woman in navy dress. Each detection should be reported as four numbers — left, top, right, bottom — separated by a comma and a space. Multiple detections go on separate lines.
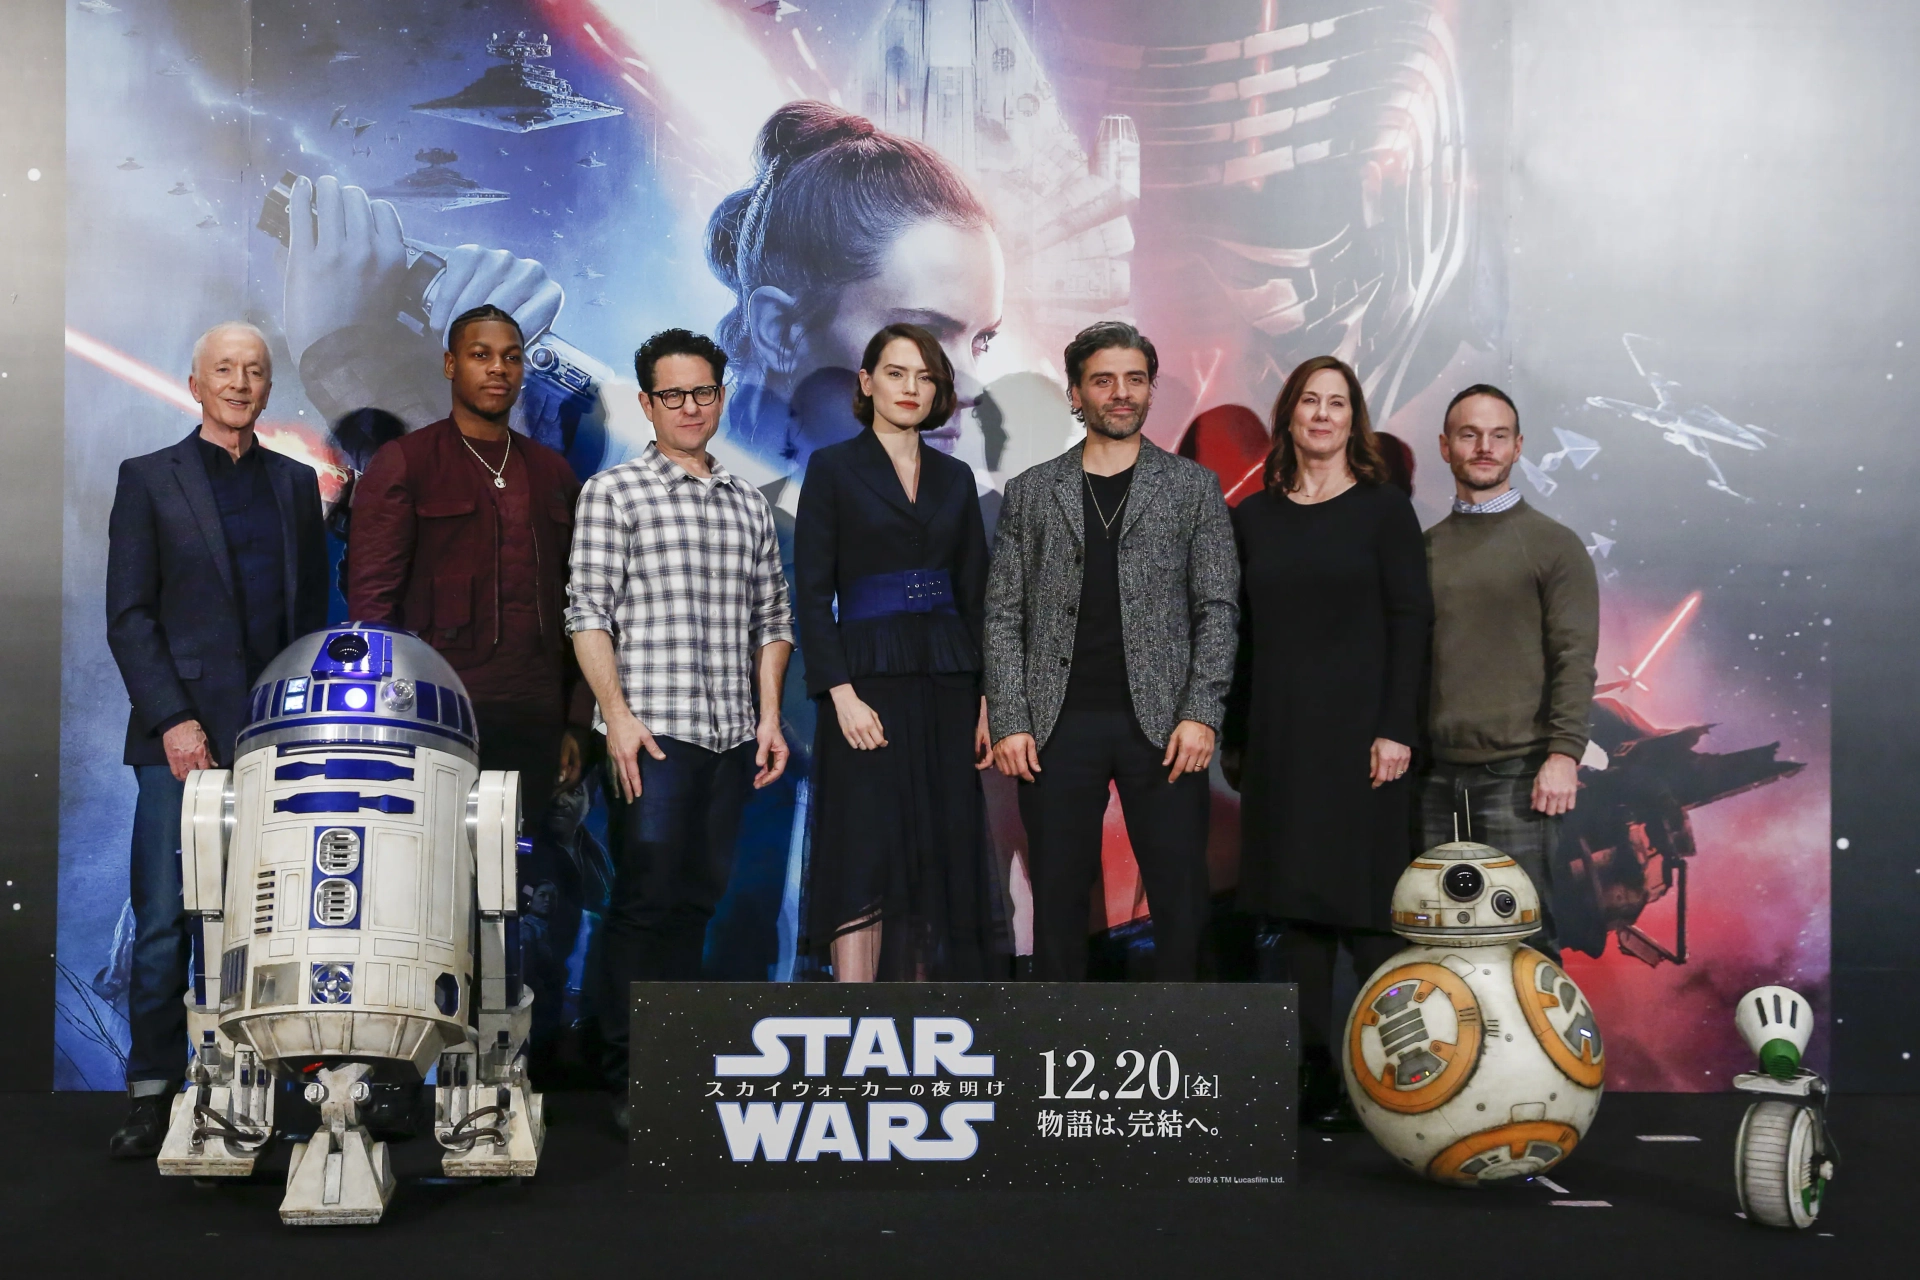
794, 323, 1007, 980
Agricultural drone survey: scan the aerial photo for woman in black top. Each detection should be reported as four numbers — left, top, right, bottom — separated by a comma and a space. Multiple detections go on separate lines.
1224, 355, 1433, 1126
794, 324, 1006, 980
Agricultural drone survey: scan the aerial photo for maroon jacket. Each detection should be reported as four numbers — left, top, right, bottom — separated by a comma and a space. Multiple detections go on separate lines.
347, 418, 583, 718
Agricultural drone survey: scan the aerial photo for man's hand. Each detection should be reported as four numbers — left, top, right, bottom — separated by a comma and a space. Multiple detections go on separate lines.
1531, 752, 1580, 816
604, 707, 666, 803
992, 732, 1042, 782
1162, 720, 1216, 784
830, 684, 887, 751
1369, 737, 1412, 789
974, 698, 993, 771
283, 175, 409, 366
162, 719, 215, 782
556, 728, 584, 795
426, 246, 564, 349
753, 716, 789, 789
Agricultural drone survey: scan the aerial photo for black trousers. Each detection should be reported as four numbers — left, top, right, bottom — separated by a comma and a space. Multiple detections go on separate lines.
1018, 701, 1211, 980
474, 704, 567, 824
598, 735, 755, 1086
1261, 921, 1402, 1056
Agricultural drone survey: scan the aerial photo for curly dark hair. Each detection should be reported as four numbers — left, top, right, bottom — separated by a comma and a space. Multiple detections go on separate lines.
634, 328, 729, 394
1063, 320, 1159, 389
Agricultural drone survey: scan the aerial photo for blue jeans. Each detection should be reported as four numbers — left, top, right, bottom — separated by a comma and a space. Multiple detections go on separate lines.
128, 765, 191, 1091
597, 736, 755, 1087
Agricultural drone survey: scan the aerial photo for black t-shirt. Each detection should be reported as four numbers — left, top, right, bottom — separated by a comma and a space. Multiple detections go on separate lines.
1063, 466, 1136, 711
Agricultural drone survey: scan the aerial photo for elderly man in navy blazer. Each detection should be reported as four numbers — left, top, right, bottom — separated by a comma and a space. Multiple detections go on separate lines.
104, 322, 328, 1157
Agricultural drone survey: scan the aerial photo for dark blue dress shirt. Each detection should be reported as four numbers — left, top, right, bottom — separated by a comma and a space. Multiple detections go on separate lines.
197, 435, 287, 682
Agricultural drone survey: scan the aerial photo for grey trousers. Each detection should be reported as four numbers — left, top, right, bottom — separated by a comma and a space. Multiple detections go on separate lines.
1418, 756, 1562, 958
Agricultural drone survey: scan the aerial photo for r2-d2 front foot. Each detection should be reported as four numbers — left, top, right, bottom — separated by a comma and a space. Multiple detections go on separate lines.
156, 1031, 275, 1178
280, 1062, 396, 1225
435, 982, 544, 1176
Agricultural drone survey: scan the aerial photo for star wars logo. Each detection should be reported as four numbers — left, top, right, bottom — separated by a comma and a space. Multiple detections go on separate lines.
709, 1017, 995, 1163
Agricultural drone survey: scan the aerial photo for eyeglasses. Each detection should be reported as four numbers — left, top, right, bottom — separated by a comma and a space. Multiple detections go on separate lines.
650, 384, 722, 409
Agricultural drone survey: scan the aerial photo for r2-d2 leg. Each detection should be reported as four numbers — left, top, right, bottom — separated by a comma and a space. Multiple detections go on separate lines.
435, 772, 544, 1175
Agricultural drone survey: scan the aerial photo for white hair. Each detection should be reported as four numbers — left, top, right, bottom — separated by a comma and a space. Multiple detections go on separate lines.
190, 322, 273, 380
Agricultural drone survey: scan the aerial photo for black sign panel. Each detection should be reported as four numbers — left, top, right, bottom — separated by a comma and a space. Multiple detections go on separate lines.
629, 982, 1297, 1189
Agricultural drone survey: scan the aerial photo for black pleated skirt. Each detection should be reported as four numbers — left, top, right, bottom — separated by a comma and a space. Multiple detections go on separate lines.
804, 672, 1009, 980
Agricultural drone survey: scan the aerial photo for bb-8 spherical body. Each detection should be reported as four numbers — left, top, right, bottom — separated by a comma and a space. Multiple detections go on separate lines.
1342, 841, 1605, 1187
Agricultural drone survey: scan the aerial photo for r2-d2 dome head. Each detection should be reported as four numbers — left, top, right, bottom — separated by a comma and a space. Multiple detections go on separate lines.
1389, 841, 1542, 946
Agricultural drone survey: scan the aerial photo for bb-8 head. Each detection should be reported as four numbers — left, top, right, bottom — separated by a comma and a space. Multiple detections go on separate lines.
1344, 841, 1605, 1187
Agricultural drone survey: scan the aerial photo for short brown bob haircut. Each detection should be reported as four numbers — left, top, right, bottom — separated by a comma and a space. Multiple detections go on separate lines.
852, 322, 957, 432
1263, 354, 1389, 494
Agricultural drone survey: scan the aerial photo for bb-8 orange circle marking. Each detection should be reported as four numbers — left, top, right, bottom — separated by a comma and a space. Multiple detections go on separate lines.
1512, 947, 1606, 1088
1427, 1121, 1581, 1185
1348, 963, 1482, 1115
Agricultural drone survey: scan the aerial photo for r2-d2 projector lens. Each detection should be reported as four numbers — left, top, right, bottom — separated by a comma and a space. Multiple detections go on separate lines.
1443, 864, 1484, 901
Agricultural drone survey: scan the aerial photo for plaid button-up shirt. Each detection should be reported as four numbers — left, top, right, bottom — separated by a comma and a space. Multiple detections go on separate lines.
564, 443, 793, 752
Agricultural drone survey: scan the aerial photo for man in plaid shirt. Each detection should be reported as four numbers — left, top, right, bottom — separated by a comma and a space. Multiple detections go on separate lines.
567, 329, 794, 1118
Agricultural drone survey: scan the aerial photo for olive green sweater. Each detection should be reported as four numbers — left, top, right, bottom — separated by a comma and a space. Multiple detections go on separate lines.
1425, 499, 1599, 764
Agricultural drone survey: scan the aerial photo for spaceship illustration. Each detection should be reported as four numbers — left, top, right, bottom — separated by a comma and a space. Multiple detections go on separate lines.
369, 149, 510, 212
412, 31, 623, 134
1586, 333, 1773, 500
854, 0, 1140, 330
1557, 694, 1804, 965
1519, 427, 1602, 499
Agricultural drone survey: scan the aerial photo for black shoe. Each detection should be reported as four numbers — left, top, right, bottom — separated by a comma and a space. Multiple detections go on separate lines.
109, 1093, 170, 1160
611, 1095, 631, 1140
1305, 1092, 1364, 1134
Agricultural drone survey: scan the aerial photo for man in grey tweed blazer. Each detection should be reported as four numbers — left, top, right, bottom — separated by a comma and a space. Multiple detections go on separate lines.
985, 322, 1239, 980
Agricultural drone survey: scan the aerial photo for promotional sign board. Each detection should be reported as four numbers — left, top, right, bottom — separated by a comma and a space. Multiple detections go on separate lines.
629, 983, 1297, 1190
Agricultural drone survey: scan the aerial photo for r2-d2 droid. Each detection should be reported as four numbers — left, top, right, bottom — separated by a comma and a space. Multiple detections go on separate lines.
156, 624, 543, 1225
1342, 841, 1605, 1186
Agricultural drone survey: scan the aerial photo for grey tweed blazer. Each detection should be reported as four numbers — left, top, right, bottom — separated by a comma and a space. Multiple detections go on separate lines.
984, 437, 1240, 749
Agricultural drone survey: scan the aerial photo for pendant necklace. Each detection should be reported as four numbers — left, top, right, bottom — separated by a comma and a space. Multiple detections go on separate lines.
1084, 468, 1133, 533
462, 430, 511, 489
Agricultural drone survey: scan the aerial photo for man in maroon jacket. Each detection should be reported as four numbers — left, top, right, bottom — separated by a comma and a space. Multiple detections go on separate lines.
347, 304, 586, 813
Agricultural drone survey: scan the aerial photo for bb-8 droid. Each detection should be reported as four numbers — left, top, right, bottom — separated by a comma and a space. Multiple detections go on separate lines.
1342, 841, 1604, 1187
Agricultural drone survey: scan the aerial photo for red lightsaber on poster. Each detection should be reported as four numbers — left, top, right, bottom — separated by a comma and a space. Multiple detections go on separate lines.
1598, 589, 1701, 694
64, 327, 349, 504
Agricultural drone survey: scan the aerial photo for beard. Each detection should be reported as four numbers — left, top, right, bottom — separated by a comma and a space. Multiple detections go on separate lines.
1084, 398, 1150, 440
1453, 457, 1516, 491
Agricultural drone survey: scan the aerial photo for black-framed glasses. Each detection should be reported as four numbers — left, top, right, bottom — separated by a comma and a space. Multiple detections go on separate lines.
651, 384, 722, 409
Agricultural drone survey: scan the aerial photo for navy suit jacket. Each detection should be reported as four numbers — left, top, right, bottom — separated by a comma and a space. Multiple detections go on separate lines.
106, 429, 329, 767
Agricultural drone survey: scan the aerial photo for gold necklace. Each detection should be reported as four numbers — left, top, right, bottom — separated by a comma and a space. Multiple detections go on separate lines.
460, 430, 512, 489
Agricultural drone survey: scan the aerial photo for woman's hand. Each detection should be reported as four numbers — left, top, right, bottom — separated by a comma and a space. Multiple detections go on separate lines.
1369, 737, 1412, 789
974, 697, 993, 770
831, 684, 888, 751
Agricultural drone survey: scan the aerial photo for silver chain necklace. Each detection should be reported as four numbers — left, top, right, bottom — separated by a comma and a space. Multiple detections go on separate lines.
460, 430, 512, 489
1084, 468, 1133, 533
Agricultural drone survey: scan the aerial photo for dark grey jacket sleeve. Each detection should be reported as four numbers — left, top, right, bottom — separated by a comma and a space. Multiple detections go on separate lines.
1175, 479, 1240, 732
982, 473, 1032, 742
106, 460, 194, 737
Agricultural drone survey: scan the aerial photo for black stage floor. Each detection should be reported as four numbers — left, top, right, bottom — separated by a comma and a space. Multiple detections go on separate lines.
4, 1091, 1908, 1274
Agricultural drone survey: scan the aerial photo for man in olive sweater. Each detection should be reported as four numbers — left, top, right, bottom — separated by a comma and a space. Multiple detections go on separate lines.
1421, 385, 1599, 955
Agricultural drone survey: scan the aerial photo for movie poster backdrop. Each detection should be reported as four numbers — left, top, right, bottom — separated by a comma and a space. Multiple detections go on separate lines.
59, 0, 1834, 1091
